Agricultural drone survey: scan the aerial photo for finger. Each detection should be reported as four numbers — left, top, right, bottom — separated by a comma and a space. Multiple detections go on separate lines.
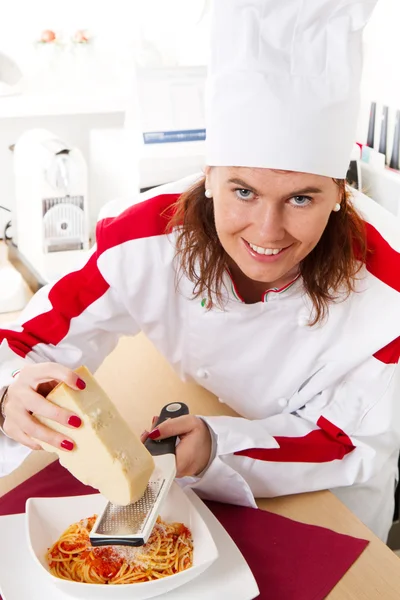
148, 415, 198, 440
140, 430, 150, 444
25, 439, 43, 451
17, 411, 75, 452
19, 362, 87, 392
7, 388, 82, 430
2, 420, 42, 450
15, 433, 42, 451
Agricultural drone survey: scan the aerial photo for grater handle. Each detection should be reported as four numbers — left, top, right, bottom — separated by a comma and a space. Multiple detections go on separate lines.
144, 402, 189, 457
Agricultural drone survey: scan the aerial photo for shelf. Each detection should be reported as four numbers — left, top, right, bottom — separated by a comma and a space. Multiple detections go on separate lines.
0, 93, 128, 119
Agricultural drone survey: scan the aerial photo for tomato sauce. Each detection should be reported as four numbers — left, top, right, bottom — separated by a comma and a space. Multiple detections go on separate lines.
88, 547, 124, 579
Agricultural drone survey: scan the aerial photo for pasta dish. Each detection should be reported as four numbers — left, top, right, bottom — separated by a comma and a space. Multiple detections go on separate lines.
46, 515, 193, 584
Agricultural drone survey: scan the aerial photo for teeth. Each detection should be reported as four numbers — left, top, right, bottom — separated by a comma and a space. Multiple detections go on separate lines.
249, 242, 282, 256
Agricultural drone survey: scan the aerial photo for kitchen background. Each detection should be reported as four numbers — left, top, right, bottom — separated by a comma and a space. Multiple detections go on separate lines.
0, 0, 399, 297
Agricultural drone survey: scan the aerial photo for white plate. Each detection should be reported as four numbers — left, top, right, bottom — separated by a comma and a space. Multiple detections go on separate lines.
26, 484, 217, 599
0, 488, 259, 600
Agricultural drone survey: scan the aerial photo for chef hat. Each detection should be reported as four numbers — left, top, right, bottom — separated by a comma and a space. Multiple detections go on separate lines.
205, 0, 378, 178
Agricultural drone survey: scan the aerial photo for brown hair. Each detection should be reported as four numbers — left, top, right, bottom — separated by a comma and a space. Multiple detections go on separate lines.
168, 176, 367, 325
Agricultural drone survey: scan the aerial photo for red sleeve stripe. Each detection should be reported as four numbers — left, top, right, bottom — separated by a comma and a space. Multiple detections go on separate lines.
0, 253, 109, 358
373, 336, 400, 365
234, 416, 355, 464
365, 222, 400, 293
97, 193, 180, 253
363, 222, 400, 364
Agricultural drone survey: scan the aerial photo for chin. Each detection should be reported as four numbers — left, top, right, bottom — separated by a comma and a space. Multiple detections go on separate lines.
239, 252, 299, 283
243, 266, 284, 284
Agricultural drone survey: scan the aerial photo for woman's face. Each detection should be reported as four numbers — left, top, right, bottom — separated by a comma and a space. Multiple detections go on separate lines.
206, 166, 341, 287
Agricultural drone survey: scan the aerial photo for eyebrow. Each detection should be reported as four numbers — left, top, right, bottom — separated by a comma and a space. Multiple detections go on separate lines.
226, 178, 324, 196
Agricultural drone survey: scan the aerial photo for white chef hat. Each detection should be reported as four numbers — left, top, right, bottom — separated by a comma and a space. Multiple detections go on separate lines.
205, 0, 378, 179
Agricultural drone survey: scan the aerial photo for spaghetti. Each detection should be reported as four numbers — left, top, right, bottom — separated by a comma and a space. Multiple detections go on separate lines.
46, 515, 193, 585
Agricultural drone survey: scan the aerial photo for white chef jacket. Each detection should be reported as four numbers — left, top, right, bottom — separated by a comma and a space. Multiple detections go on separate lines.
1, 173, 400, 542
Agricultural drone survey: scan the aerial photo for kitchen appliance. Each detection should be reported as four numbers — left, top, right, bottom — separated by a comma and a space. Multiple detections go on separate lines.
0, 51, 22, 96
12, 129, 90, 285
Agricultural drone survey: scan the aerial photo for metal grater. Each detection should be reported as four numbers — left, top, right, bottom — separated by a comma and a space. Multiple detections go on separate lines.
94, 479, 165, 537
90, 402, 189, 547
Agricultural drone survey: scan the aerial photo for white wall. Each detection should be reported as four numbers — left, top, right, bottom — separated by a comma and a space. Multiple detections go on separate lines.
358, 0, 400, 150
1, 0, 399, 238
1, 0, 398, 148
0, 0, 210, 82
0, 1, 210, 237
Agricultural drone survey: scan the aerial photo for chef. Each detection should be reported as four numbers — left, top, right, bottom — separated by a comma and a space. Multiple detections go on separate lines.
1, 0, 400, 542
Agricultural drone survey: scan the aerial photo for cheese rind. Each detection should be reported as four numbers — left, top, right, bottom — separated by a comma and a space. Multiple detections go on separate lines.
35, 366, 155, 505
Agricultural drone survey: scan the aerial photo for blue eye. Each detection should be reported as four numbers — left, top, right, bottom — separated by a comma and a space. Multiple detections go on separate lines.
289, 196, 312, 208
235, 189, 254, 201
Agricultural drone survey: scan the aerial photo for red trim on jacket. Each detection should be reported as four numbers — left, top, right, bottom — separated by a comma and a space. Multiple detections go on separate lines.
234, 416, 355, 463
0, 254, 109, 358
365, 222, 400, 293
97, 193, 180, 253
374, 337, 400, 365
363, 223, 400, 364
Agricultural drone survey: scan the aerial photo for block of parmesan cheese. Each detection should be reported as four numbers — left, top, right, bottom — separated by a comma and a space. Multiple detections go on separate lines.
34, 365, 155, 506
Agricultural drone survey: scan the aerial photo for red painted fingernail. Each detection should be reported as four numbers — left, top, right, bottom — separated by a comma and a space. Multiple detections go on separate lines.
68, 415, 82, 428
61, 440, 74, 451
148, 428, 160, 440
76, 378, 86, 390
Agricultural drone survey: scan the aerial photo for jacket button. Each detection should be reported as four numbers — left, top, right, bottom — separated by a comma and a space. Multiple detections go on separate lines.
196, 368, 209, 379
277, 397, 288, 407
297, 315, 309, 327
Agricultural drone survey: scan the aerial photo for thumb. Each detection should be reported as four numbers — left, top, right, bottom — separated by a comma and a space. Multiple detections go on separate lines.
148, 415, 196, 440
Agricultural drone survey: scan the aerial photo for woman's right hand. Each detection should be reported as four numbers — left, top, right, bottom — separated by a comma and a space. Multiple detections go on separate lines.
2, 362, 86, 451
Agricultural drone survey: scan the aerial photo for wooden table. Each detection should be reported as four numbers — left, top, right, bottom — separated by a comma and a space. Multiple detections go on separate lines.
0, 246, 400, 598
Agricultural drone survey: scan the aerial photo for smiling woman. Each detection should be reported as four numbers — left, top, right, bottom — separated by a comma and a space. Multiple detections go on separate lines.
169, 168, 366, 321
1, 0, 400, 548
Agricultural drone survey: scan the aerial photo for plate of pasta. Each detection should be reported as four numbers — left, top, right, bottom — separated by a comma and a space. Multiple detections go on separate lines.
26, 483, 219, 599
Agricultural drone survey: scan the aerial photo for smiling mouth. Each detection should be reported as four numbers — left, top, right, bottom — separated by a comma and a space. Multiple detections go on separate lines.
246, 241, 286, 256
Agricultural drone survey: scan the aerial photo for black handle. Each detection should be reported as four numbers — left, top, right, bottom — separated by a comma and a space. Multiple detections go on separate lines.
144, 402, 189, 457
366, 101, 376, 148
379, 105, 389, 160
91, 536, 146, 547
390, 109, 400, 170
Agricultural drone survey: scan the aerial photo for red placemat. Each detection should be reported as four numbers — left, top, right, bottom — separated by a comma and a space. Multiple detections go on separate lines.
0, 460, 369, 600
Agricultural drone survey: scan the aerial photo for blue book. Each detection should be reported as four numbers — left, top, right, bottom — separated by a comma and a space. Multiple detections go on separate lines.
143, 129, 206, 144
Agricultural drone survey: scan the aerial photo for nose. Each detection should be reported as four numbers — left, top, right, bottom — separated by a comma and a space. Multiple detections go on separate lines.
255, 203, 286, 242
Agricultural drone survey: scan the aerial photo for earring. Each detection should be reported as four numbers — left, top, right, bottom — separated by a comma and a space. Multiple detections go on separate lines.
333, 203, 341, 212
205, 189, 213, 198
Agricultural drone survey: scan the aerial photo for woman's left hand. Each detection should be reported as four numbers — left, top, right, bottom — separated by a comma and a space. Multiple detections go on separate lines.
140, 415, 212, 477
